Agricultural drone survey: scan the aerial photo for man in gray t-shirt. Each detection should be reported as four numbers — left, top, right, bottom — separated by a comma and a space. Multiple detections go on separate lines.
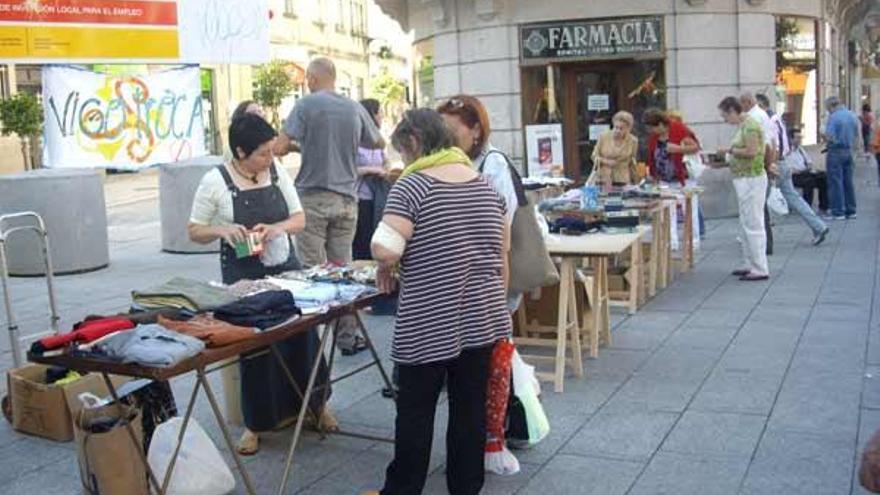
275, 57, 383, 264
275, 57, 384, 353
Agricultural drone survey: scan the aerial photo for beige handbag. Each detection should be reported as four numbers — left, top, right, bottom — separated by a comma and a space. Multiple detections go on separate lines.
482, 151, 559, 293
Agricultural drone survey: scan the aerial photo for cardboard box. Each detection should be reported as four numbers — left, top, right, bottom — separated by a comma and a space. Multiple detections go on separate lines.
7, 365, 129, 443
7, 364, 76, 442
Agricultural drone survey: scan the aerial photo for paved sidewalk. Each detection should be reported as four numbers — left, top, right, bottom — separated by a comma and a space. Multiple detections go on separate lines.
1, 158, 879, 494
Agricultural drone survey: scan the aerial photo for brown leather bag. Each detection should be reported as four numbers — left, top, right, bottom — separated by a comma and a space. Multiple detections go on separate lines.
860, 428, 880, 492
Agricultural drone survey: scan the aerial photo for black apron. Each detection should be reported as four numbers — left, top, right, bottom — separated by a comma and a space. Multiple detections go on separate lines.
217, 164, 330, 431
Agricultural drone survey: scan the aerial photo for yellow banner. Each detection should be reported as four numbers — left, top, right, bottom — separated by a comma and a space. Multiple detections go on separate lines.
0, 25, 179, 59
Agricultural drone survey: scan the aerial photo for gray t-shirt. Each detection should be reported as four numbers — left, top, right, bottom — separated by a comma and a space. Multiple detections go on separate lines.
283, 91, 382, 199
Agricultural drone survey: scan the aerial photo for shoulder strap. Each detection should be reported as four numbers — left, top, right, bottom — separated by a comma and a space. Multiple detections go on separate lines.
269, 162, 279, 184
216, 165, 237, 192
484, 150, 527, 208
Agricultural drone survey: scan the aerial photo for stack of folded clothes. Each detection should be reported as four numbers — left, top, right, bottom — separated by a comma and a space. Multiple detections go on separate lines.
131, 277, 237, 312
94, 325, 205, 367
157, 314, 257, 348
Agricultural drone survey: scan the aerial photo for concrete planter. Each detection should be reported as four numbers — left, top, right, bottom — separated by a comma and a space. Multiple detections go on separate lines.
0, 168, 109, 276
159, 156, 225, 254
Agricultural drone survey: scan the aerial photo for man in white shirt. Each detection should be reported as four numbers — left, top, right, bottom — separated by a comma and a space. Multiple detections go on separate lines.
741, 92, 777, 255
788, 128, 829, 214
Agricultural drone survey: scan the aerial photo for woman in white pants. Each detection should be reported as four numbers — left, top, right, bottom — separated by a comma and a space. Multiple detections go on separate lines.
715, 97, 770, 282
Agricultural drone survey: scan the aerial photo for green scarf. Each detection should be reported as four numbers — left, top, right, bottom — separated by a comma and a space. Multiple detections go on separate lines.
400, 147, 472, 178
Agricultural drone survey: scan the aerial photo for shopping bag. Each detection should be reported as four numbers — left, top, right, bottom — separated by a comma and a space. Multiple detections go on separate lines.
767, 186, 789, 216
147, 417, 235, 495
505, 350, 550, 449
74, 402, 149, 495
485, 340, 519, 475
683, 153, 706, 180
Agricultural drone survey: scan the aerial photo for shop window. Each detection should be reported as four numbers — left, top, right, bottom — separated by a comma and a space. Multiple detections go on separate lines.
776, 16, 819, 145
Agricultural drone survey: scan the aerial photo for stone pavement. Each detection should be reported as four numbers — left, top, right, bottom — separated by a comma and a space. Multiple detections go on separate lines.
1, 157, 880, 494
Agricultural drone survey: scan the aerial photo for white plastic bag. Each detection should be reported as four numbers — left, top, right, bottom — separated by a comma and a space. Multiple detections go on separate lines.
147, 418, 235, 495
767, 186, 789, 216
683, 153, 706, 180
260, 234, 291, 267
506, 350, 550, 449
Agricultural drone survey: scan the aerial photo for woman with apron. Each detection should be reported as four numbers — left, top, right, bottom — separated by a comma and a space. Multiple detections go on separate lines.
188, 113, 334, 455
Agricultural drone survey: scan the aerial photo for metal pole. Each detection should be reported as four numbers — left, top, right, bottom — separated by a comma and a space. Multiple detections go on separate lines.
36, 216, 60, 334
0, 238, 22, 368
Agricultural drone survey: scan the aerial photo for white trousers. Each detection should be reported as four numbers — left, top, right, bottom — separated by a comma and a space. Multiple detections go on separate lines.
733, 174, 770, 276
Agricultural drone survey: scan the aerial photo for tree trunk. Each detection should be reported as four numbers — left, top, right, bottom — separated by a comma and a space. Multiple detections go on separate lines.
19, 136, 30, 171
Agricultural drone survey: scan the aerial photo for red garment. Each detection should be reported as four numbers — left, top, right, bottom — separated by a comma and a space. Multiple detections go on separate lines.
485, 339, 515, 453
36, 317, 135, 352
646, 119, 700, 186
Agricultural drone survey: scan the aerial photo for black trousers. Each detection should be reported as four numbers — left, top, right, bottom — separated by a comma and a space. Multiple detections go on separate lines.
352, 200, 375, 261
381, 345, 493, 495
793, 172, 828, 212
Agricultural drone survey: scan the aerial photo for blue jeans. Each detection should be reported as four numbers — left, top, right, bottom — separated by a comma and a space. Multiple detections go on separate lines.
779, 161, 827, 235
826, 150, 857, 217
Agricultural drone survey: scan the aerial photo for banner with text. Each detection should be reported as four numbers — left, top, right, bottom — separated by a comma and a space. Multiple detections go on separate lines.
0, 0, 269, 63
42, 65, 207, 170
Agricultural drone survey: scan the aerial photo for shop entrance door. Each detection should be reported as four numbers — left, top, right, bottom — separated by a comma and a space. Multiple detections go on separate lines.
560, 61, 664, 181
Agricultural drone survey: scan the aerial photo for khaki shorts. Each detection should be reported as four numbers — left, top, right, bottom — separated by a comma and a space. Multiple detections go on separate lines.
296, 190, 358, 266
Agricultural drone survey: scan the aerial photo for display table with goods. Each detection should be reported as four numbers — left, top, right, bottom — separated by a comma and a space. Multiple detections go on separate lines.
24, 263, 394, 495
515, 225, 647, 393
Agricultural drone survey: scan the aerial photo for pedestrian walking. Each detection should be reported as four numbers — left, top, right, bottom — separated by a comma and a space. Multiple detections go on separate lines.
275, 57, 385, 355
590, 111, 639, 186
823, 95, 860, 220
861, 103, 874, 154
188, 113, 335, 455
367, 108, 511, 495
740, 92, 777, 256
714, 96, 770, 281
757, 95, 829, 245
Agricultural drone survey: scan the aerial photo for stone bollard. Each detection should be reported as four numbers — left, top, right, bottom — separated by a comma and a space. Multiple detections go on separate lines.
159, 156, 224, 254
0, 168, 109, 276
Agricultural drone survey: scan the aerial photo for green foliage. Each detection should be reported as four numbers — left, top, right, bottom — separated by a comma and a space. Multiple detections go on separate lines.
0, 91, 42, 169
253, 60, 297, 127
0, 91, 42, 139
369, 68, 406, 111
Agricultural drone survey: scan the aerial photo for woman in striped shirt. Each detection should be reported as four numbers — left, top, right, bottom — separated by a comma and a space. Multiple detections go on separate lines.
367, 109, 512, 495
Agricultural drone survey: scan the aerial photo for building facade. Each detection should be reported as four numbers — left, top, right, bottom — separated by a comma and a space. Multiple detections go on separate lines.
378, 0, 879, 182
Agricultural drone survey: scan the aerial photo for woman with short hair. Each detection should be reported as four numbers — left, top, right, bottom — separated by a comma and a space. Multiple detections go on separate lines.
592, 110, 639, 185
367, 108, 511, 495
188, 113, 334, 455
715, 96, 770, 281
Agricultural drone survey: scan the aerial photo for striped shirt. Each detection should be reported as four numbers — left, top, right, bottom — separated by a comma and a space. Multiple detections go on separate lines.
384, 173, 511, 364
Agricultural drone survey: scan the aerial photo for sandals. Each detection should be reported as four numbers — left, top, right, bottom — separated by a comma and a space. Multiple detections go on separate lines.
740, 273, 769, 281
236, 429, 260, 456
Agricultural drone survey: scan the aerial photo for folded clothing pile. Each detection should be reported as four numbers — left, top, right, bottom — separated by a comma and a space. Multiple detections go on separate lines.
30, 317, 136, 355
157, 314, 257, 348
132, 277, 237, 312
95, 325, 205, 367
214, 290, 301, 330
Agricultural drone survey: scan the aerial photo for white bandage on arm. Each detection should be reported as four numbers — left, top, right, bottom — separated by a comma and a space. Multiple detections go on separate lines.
371, 221, 407, 256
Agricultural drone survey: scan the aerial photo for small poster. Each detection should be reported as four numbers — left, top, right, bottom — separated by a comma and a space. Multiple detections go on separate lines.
525, 124, 564, 177
588, 94, 610, 111
589, 124, 611, 141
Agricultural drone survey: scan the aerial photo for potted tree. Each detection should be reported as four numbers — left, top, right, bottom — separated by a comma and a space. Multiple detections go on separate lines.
253, 60, 297, 128
0, 92, 42, 171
